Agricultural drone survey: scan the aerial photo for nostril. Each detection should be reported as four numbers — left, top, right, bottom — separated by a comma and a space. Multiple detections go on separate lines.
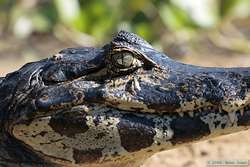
52, 53, 64, 61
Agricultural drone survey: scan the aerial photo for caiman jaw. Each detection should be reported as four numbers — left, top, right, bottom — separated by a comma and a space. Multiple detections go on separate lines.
8, 31, 250, 167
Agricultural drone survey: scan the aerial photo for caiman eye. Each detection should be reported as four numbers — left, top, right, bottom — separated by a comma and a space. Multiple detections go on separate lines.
108, 51, 143, 73
113, 52, 134, 68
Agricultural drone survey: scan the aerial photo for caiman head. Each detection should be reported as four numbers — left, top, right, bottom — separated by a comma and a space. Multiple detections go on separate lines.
1, 31, 250, 167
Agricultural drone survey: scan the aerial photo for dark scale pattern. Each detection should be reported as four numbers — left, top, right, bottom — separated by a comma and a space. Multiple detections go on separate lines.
117, 114, 156, 152
170, 114, 210, 145
73, 148, 103, 164
49, 111, 89, 138
138, 82, 181, 112
238, 111, 250, 126
202, 76, 225, 104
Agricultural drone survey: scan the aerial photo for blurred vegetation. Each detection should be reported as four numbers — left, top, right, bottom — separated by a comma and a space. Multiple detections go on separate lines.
0, 0, 248, 38
0, 0, 249, 50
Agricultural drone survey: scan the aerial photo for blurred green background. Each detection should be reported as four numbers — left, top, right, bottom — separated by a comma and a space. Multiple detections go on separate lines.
0, 0, 250, 75
0, 0, 249, 69
0, 1, 250, 167
1, 0, 249, 41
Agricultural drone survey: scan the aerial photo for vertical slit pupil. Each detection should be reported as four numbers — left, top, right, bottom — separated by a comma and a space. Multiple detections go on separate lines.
114, 52, 134, 68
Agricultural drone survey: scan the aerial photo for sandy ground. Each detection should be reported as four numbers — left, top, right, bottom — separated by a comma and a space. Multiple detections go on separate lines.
1, 34, 250, 167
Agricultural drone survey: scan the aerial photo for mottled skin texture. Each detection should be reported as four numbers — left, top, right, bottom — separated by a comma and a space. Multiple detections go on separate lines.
1, 31, 250, 167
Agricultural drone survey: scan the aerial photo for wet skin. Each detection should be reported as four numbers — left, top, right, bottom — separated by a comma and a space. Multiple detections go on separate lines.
1, 31, 250, 167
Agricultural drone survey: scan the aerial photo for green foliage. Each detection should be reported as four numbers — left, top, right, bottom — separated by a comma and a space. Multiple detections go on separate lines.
220, 0, 241, 17
0, 0, 249, 42
159, 3, 198, 31
32, 4, 57, 32
220, 0, 250, 18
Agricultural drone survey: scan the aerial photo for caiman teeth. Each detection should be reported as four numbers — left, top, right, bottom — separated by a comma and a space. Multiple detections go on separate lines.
219, 106, 222, 113
172, 103, 250, 120
228, 111, 236, 123
188, 111, 194, 117
178, 112, 184, 117
173, 105, 249, 119
133, 78, 141, 91
240, 109, 244, 116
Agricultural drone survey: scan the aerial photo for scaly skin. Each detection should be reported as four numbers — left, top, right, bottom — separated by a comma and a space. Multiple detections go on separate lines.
1, 31, 250, 167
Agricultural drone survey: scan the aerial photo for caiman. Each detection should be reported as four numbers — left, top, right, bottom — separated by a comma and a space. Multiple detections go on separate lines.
0, 31, 250, 167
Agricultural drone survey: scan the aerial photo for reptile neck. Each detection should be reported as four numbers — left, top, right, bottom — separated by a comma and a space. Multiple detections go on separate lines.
0, 131, 55, 166
0, 90, 55, 166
